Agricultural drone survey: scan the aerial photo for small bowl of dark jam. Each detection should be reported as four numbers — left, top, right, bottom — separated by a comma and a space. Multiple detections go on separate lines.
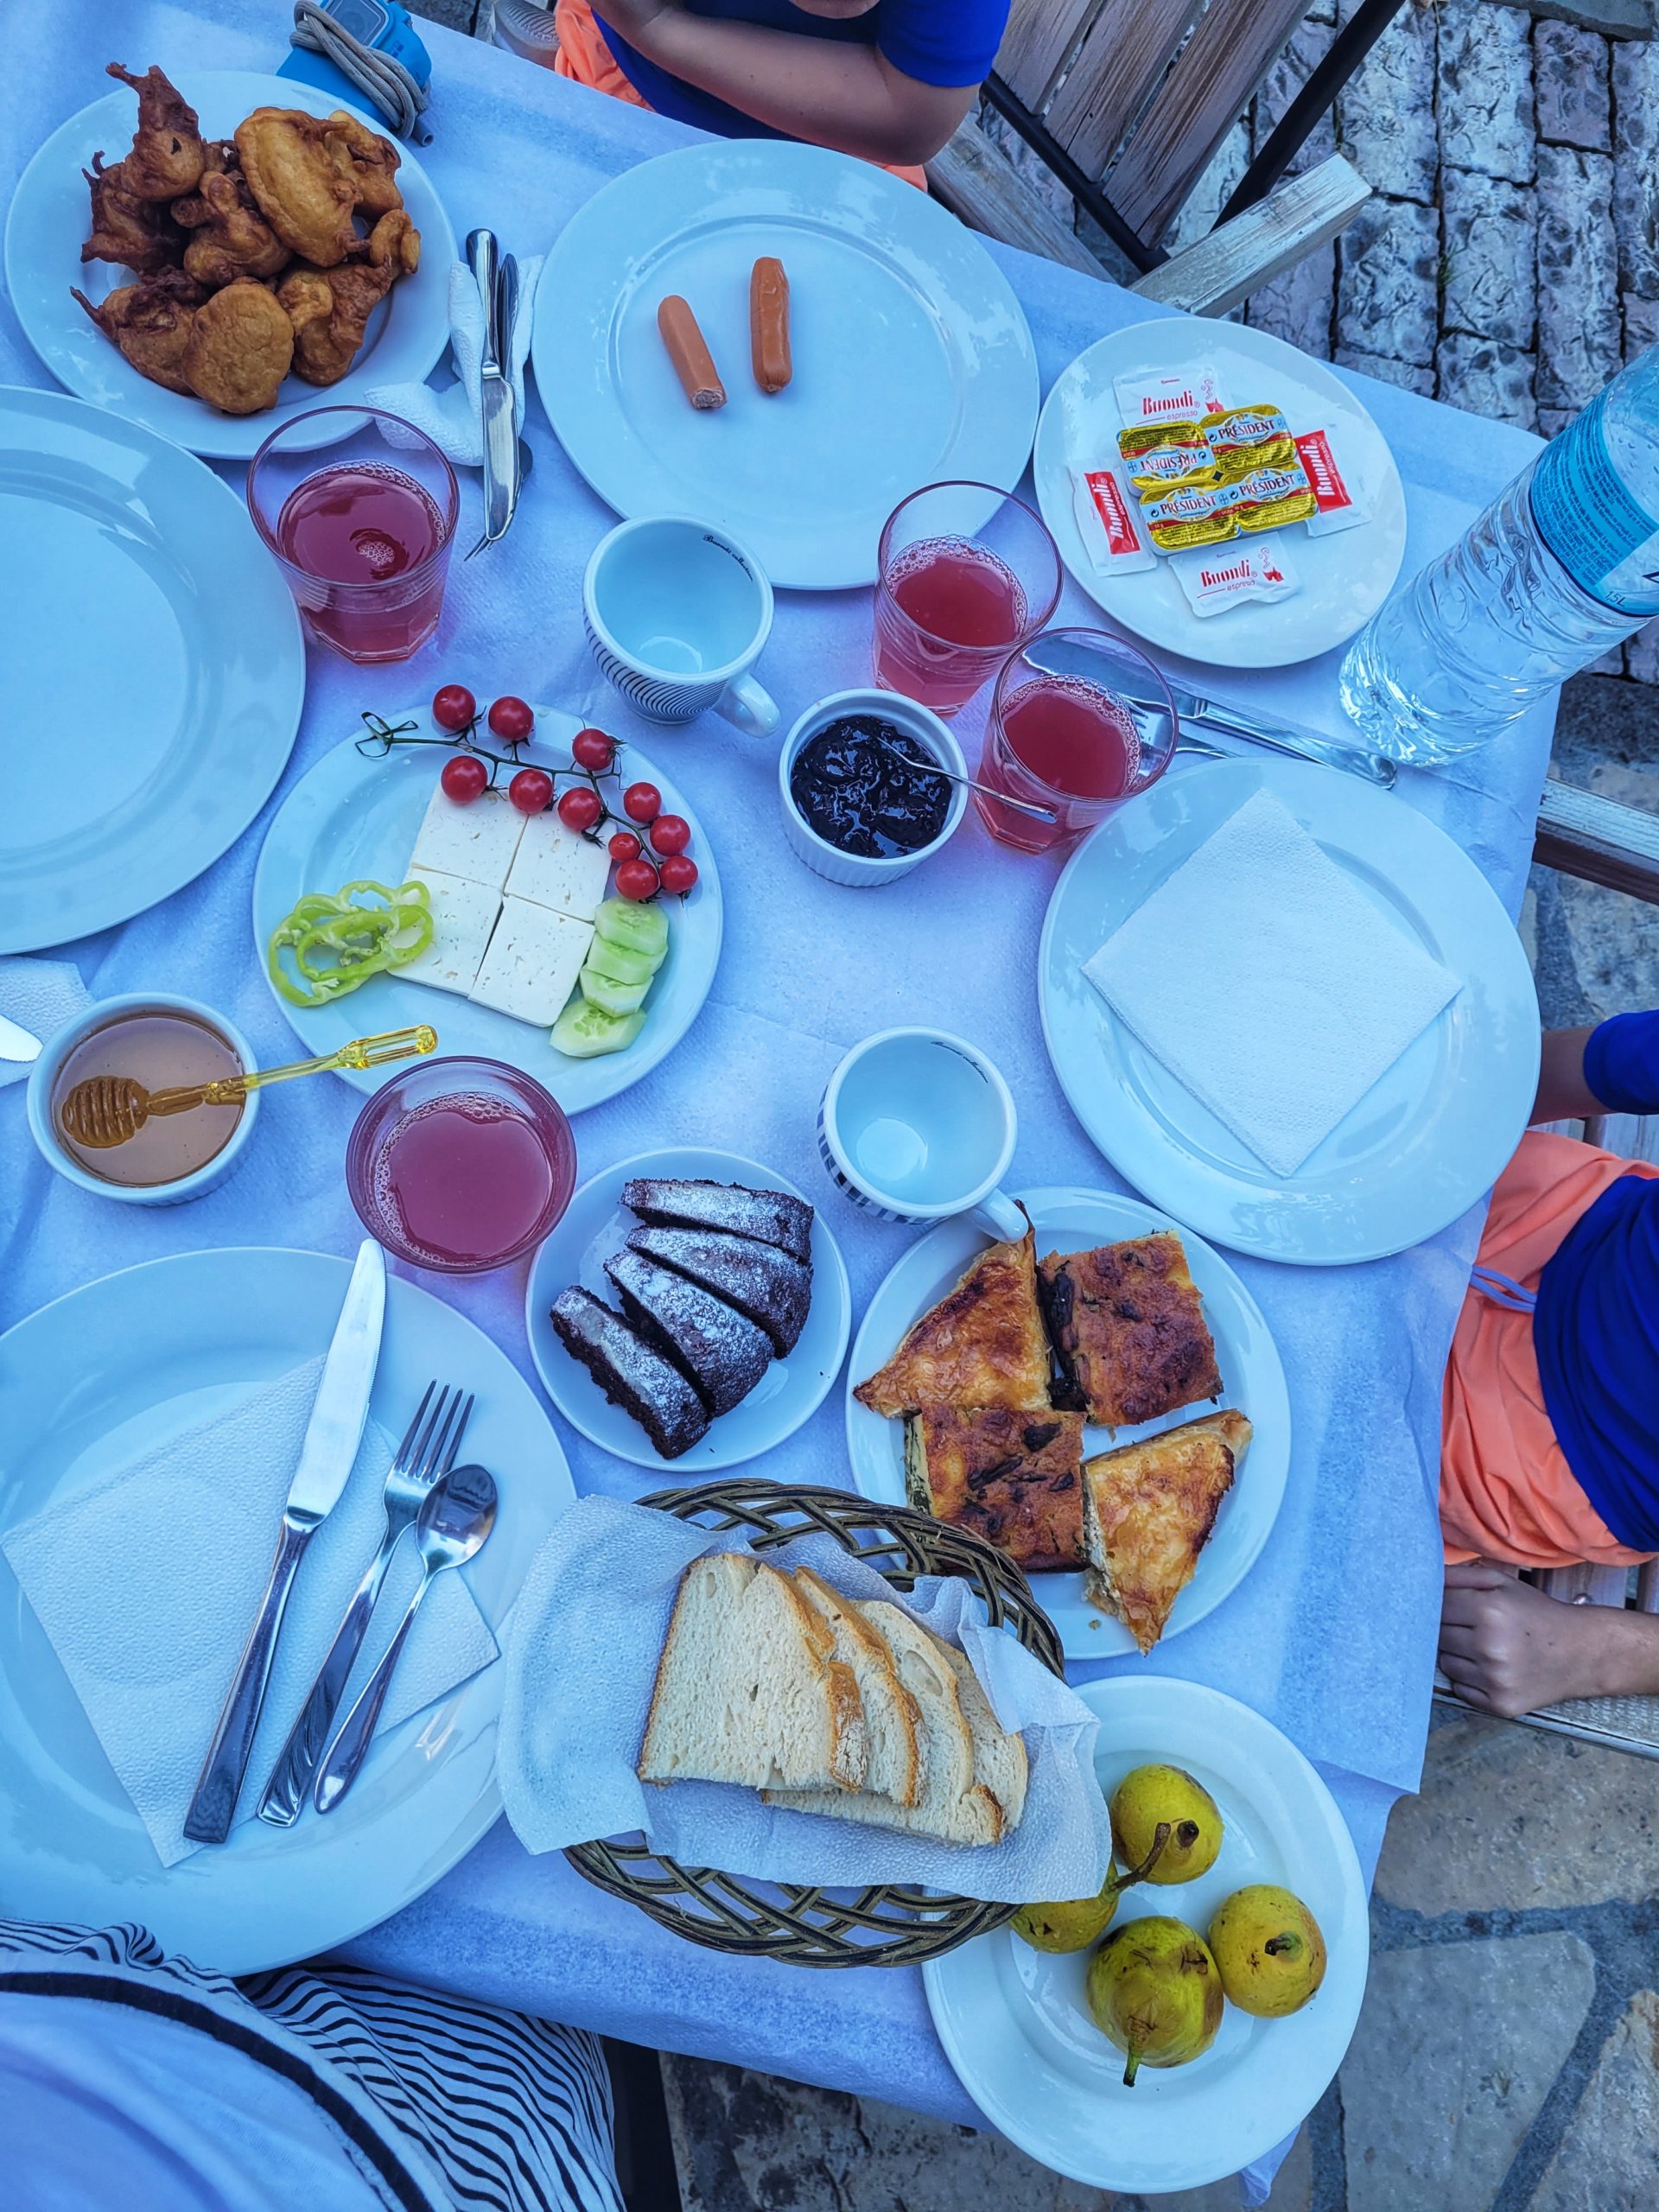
779, 689, 968, 887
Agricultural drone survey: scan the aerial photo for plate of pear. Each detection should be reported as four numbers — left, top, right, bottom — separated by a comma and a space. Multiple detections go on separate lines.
922, 1676, 1368, 2195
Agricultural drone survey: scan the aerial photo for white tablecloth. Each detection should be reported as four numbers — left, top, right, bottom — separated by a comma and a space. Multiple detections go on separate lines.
0, 0, 1554, 2184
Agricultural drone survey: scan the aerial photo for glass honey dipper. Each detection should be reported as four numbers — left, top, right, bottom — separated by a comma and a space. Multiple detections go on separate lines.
59, 1027, 438, 1149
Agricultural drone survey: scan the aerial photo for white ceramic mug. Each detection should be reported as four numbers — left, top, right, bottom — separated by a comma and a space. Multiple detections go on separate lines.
583, 515, 779, 733
817, 1028, 1023, 1233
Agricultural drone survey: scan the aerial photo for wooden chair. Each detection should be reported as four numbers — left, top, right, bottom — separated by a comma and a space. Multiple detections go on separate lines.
925, 0, 1411, 317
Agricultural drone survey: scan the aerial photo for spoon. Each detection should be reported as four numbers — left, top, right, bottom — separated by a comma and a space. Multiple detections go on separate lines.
874, 734, 1059, 825
60, 1025, 437, 1149
313, 1461, 498, 1815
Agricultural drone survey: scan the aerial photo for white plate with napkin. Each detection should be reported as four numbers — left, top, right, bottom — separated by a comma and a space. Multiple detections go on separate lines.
0, 1246, 574, 1972
1039, 758, 1540, 1265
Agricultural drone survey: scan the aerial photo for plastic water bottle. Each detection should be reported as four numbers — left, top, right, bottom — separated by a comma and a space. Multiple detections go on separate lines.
1339, 344, 1659, 763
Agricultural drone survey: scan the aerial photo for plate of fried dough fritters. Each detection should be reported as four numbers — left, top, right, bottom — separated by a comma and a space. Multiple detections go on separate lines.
845, 1188, 1291, 1660
5, 63, 455, 457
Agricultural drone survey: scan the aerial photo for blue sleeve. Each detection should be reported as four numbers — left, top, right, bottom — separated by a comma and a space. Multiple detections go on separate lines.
876, 0, 1009, 88
1584, 1010, 1659, 1116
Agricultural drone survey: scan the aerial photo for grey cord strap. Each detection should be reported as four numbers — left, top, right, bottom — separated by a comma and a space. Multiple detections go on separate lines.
289, 0, 432, 139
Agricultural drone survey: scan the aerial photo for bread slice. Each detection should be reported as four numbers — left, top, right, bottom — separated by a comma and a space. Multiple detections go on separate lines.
1081, 1408, 1252, 1654
790, 1567, 920, 1809
855, 1228, 1052, 1418
767, 1600, 1018, 1847
938, 1643, 1027, 1834
639, 1554, 866, 1792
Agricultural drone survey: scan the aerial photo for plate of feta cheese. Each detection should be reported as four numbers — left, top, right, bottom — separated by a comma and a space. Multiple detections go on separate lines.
251, 701, 722, 1109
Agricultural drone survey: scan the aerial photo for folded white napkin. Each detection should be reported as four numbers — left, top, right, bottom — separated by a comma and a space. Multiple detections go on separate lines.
1084, 788, 1461, 1178
499, 1495, 1113, 1905
365, 256, 543, 467
0, 956, 90, 1089
1, 1360, 498, 1867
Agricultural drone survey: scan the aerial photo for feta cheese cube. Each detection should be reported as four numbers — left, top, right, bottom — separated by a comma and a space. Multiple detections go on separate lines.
505, 806, 613, 922
399, 868, 501, 996
409, 782, 525, 890
468, 897, 594, 1027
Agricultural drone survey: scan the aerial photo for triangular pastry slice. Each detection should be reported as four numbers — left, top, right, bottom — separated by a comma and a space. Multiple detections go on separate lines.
1081, 1409, 1252, 1654
855, 1228, 1052, 1417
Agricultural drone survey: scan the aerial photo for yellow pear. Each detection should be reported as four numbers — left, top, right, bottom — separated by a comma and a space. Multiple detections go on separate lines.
1084, 1915, 1224, 2087
1207, 1885, 1327, 2017
1109, 1764, 1223, 1884
1012, 1825, 1173, 1952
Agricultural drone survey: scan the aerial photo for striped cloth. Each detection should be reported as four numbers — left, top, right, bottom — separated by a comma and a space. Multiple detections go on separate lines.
0, 1920, 622, 2212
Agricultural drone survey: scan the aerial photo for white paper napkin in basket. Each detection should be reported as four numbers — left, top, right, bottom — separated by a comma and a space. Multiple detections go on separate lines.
365, 257, 543, 468
499, 1496, 1114, 1905
1084, 787, 1461, 1178
2, 1361, 499, 1866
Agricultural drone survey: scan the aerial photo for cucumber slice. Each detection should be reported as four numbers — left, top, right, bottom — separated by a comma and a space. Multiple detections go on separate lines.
583, 936, 656, 988
551, 996, 646, 1058
579, 963, 651, 1015
594, 895, 668, 969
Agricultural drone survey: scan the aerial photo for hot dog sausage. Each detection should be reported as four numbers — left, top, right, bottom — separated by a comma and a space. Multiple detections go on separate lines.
658, 296, 725, 410
750, 257, 791, 394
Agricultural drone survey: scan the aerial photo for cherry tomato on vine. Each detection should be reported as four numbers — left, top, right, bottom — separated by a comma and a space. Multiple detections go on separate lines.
432, 683, 477, 734
441, 753, 489, 804
557, 785, 604, 834
572, 727, 614, 772
489, 695, 535, 744
649, 813, 690, 857
508, 766, 555, 816
658, 854, 698, 896
622, 781, 661, 824
614, 857, 659, 902
607, 830, 643, 863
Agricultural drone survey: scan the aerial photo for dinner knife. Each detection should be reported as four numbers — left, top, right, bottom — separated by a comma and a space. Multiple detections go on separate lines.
465, 228, 517, 558
0, 1012, 41, 1064
1166, 683, 1398, 791
182, 1240, 387, 1846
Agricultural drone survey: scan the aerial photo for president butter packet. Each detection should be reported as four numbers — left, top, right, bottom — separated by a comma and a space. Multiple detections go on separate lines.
1171, 541, 1300, 618
1071, 467, 1157, 573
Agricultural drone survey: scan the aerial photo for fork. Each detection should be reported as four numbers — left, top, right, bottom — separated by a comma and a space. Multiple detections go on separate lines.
257, 1381, 474, 1827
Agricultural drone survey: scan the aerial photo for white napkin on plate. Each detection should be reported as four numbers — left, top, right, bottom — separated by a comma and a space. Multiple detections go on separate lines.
365, 256, 543, 467
1, 1360, 498, 1867
498, 1496, 1113, 1906
0, 956, 90, 1089
1084, 787, 1461, 1179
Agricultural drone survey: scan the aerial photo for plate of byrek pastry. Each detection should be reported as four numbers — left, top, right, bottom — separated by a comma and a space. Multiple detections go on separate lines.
527, 1147, 851, 1471
6, 64, 454, 459
845, 1191, 1290, 1660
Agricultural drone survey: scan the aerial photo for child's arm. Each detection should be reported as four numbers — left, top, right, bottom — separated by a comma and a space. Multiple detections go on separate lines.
1531, 1025, 1600, 1126
1440, 1561, 1659, 1717
588, 1, 979, 166
1533, 1011, 1659, 1127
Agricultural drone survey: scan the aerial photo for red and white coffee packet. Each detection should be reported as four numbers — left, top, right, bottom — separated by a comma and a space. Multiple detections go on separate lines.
1170, 541, 1300, 618
1295, 429, 1370, 537
1112, 362, 1226, 431
1071, 467, 1156, 574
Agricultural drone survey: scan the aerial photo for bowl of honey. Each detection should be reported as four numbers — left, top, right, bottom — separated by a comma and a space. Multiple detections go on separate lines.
28, 994, 261, 1205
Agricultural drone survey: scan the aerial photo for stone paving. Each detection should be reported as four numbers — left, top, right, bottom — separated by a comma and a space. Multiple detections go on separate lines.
400, 8, 1659, 2203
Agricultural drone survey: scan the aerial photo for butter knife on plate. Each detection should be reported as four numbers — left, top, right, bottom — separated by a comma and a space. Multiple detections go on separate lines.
0, 1012, 41, 1063
466, 227, 518, 558
183, 1239, 386, 1845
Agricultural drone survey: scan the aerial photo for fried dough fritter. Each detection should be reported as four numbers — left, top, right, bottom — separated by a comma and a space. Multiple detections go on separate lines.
181, 278, 295, 413
80, 149, 184, 276
71, 268, 205, 394
855, 1227, 1053, 1417
322, 109, 404, 217
278, 210, 420, 385
1039, 1235, 1223, 1430
173, 144, 289, 286
1081, 1410, 1252, 1653
904, 1406, 1087, 1573
105, 63, 204, 200
235, 106, 359, 267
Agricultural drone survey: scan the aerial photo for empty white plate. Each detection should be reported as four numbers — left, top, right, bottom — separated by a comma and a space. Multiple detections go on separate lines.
844, 1187, 1290, 1659
527, 1146, 851, 1473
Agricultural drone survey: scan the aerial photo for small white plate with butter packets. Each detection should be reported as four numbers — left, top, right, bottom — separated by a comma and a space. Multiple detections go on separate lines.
527, 1147, 852, 1473
251, 703, 722, 1112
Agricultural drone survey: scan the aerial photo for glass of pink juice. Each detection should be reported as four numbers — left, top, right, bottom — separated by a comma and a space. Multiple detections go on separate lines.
976, 627, 1178, 855
872, 481, 1061, 716
346, 1058, 575, 1274
247, 407, 459, 664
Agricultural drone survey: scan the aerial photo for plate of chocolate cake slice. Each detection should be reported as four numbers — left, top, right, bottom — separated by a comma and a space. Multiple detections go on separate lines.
527, 1147, 851, 1470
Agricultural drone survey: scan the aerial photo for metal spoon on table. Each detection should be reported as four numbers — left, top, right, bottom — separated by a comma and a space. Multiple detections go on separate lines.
312, 1461, 498, 1815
